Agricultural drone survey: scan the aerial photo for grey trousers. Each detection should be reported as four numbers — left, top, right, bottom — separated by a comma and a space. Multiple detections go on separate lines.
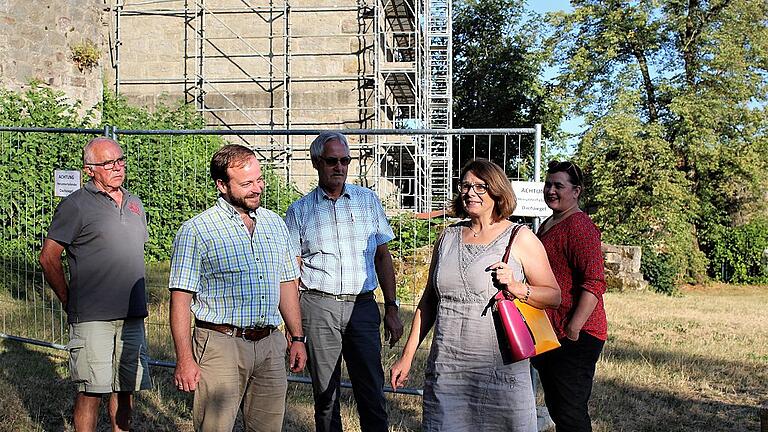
300, 292, 388, 432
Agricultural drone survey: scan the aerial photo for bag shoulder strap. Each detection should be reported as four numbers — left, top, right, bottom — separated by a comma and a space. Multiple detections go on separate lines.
501, 224, 524, 264
482, 223, 525, 317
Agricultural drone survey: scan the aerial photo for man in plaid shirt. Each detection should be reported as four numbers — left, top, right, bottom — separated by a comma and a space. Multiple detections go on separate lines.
168, 144, 306, 432
285, 132, 404, 432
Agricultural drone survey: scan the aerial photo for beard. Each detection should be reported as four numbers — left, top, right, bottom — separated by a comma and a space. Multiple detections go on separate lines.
227, 192, 261, 213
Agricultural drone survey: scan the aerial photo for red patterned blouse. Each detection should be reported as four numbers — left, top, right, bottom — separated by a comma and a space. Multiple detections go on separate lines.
537, 211, 608, 341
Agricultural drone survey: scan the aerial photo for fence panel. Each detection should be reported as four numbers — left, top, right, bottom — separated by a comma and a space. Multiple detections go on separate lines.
0, 126, 540, 391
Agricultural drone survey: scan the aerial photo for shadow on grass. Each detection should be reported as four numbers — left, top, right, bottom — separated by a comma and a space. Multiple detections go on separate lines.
0, 339, 200, 432
592, 342, 764, 432
0, 339, 70, 432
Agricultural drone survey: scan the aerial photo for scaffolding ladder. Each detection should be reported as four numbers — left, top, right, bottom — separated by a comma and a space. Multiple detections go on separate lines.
419, 0, 451, 211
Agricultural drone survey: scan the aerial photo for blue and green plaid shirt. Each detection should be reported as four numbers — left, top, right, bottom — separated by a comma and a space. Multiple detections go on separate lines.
169, 197, 299, 327
285, 184, 395, 295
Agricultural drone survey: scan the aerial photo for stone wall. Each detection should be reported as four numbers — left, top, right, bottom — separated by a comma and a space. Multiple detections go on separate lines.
0, 0, 105, 117
602, 243, 648, 291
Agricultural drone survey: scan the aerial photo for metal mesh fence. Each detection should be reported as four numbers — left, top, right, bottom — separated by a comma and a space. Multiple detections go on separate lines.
0, 126, 540, 393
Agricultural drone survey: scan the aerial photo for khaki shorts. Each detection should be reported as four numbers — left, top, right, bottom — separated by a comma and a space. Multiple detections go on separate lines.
67, 318, 152, 393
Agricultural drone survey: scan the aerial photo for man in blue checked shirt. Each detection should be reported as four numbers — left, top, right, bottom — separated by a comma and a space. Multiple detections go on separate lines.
168, 144, 306, 432
285, 132, 404, 432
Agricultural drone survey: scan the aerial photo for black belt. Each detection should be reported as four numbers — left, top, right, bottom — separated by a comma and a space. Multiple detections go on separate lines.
195, 319, 275, 341
303, 290, 374, 302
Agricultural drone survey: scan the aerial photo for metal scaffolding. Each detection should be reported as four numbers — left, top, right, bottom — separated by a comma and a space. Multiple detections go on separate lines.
110, 0, 451, 211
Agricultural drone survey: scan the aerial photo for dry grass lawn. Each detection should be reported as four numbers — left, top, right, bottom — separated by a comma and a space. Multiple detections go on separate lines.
1, 280, 766, 431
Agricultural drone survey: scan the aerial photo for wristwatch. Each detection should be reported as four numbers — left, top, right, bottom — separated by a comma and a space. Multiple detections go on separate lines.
384, 299, 400, 309
291, 335, 308, 343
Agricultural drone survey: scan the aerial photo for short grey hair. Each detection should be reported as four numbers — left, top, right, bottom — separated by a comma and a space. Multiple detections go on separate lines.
83, 136, 120, 165
309, 132, 349, 160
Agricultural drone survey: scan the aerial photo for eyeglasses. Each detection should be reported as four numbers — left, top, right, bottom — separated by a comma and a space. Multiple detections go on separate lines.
87, 156, 126, 170
458, 182, 488, 195
320, 156, 352, 166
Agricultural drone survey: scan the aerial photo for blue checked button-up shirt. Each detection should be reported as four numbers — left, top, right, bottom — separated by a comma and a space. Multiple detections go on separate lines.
285, 184, 395, 295
169, 197, 300, 327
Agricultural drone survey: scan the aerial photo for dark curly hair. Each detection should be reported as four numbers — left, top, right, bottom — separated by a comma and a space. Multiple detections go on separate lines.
547, 160, 584, 187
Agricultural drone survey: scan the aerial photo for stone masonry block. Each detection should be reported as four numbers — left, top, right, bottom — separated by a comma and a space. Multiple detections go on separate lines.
341, 18, 359, 34
628, 246, 642, 273
604, 251, 622, 264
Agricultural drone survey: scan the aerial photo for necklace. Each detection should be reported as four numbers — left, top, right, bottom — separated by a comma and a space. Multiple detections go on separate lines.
468, 225, 481, 237
468, 221, 494, 237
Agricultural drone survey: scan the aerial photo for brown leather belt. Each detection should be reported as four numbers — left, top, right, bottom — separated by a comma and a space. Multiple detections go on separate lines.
303, 289, 375, 302
195, 319, 275, 341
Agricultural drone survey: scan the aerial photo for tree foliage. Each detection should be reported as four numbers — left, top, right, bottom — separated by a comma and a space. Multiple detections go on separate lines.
578, 89, 708, 288
453, 0, 565, 140
549, 0, 768, 289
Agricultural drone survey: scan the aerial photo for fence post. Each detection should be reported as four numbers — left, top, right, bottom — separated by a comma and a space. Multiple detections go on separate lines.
532, 123, 542, 233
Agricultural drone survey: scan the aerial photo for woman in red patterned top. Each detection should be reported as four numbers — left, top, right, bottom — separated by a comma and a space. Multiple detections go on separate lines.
531, 160, 607, 432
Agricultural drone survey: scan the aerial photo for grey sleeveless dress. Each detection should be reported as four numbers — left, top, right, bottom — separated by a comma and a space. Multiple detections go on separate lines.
422, 223, 537, 432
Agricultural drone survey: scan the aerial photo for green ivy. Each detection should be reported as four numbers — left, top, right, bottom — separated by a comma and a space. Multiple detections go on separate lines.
0, 85, 304, 264
700, 218, 768, 284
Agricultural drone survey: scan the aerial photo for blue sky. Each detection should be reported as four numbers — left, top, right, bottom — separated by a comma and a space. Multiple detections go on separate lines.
526, 1, 583, 150
529, 0, 572, 15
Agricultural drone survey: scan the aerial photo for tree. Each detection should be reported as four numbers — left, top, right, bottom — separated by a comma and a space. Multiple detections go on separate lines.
549, 0, 768, 287
577, 89, 708, 290
453, 0, 565, 137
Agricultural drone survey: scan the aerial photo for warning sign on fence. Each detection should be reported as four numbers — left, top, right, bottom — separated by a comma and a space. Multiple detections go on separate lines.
511, 181, 552, 218
54, 170, 81, 197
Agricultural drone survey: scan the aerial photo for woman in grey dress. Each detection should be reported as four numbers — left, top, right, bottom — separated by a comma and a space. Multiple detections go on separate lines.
391, 159, 561, 431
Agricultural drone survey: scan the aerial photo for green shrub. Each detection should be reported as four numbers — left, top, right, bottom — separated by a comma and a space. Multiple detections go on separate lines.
0, 85, 304, 265
640, 248, 678, 295
701, 218, 768, 284
101, 90, 224, 261
0, 84, 92, 264
388, 213, 447, 257
261, 165, 302, 217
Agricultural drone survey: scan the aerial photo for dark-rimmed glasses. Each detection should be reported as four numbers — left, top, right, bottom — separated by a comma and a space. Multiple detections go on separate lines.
458, 182, 488, 195
320, 156, 352, 166
87, 156, 126, 170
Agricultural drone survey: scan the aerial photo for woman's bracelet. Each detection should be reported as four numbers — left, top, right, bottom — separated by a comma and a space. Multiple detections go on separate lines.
522, 283, 531, 303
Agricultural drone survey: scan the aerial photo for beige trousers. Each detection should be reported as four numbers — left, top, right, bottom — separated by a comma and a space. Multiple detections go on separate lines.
192, 327, 288, 432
